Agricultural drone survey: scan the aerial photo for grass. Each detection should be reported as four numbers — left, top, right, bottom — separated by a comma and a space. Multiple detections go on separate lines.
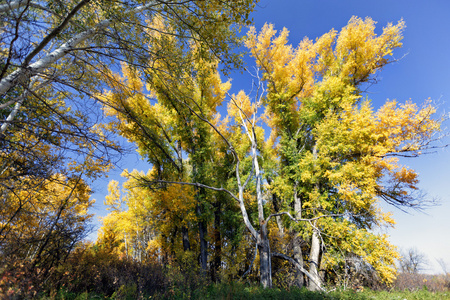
152, 283, 450, 300
346, 289, 450, 300
37, 283, 450, 299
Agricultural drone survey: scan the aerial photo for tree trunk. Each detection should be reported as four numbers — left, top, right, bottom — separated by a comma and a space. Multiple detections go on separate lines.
258, 227, 272, 288
292, 234, 305, 288
211, 200, 222, 282
308, 228, 322, 291
181, 226, 190, 251
197, 204, 208, 274
292, 183, 305, 287
308, 146, 322, 291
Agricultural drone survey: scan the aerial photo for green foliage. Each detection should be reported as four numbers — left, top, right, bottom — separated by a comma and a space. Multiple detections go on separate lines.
34, 286, 450, 300
150, 283, 450, 300
353, 289, 450, 300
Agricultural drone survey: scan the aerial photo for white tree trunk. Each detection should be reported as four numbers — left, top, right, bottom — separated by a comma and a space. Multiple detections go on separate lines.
292, 183, 305, 287
0, 0, 42, 13
308, 228, 322, 291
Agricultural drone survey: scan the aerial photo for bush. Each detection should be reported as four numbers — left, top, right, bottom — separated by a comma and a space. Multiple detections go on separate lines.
0, 258, 42, 299
47, 245, 167, 298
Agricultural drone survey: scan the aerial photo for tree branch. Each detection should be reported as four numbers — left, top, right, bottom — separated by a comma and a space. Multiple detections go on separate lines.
0, 0, 42, 13
22, 0, 92, 67
272, 252, 326, 292
141, 178, 240, 203
0, 1, 157, 97
265, 211, 344, 225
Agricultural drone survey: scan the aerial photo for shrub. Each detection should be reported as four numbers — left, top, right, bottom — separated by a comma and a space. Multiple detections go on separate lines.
393, 272, 450, 292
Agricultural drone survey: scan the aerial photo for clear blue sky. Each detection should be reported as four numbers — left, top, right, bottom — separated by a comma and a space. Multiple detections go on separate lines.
89, 0, 450, 274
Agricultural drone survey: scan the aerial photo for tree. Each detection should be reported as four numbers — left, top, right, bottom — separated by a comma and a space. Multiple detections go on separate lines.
246, 17, 440, 289
98, 29, 245, 279
1, 0, 257, 279
0, 0, 257, 209
399, 248, 429, 274
99, 16, 443, 290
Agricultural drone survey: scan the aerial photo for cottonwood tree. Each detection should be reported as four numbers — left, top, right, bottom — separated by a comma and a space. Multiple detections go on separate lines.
99, 17, 443, 290
246, 17, 441, 290
98, 28, 244, 279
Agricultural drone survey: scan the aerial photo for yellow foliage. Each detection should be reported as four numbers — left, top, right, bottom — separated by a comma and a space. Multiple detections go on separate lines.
247, 16, 436, 285
98, 169, 199, 260
0, 174, 94, 260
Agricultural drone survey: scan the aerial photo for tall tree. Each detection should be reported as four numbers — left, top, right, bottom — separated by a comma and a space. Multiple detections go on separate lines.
246, 17, 441, 289
99, 16, 443, 290
98, 20, 237, 275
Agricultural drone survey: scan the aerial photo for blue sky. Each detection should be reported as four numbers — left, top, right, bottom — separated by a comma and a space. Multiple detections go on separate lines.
89, 0, 450, 274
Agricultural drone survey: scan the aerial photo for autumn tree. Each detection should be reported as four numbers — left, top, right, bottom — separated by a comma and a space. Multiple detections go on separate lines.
98, 26, 245, 278
0, 0, 256, 282
99, 16, 442, 290
246, 17, 441, 289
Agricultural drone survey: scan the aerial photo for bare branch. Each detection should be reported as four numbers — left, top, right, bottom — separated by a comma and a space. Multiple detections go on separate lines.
265, 211, 344, 225
272, 252, 326, 292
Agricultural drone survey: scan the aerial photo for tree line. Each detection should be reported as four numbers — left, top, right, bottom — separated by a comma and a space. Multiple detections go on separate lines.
0, 0, 443, 296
